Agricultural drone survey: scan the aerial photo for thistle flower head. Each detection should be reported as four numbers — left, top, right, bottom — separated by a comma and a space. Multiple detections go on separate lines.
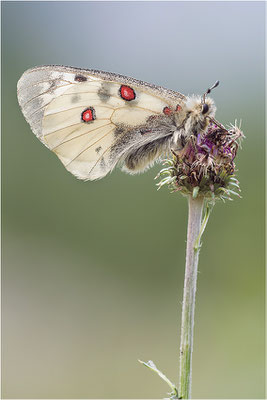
156, 120, 244, 201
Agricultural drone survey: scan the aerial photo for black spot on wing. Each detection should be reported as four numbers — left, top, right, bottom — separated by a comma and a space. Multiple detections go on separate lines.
100, 158, 106, 171
113, 126, 126, 137
75, 74, 87, 82
71, 94, 81, 103
49, 81, 56, 90
97, 82, 110, 102
110, 126, 133, 162
140, 128, 152, 135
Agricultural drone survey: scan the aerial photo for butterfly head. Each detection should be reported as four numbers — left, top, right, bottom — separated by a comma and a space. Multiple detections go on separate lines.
180, 81, 220, 141
185, 95, 216, 118
186, 81, 219, 118
182, 95, 216, 142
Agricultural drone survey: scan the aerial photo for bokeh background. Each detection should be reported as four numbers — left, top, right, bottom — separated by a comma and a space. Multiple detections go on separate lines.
2, 1, 265, 399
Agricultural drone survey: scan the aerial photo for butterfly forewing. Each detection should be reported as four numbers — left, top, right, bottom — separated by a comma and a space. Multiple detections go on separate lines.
17, 65, 186, 180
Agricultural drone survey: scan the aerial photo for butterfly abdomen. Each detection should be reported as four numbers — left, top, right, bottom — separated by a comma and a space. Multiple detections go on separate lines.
122, 135, 173, 173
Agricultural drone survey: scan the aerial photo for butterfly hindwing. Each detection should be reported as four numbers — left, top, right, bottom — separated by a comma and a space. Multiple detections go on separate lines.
17, 65, 186, 180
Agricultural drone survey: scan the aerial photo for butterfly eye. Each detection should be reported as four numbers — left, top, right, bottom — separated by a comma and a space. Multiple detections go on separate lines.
202, 103, 209, 114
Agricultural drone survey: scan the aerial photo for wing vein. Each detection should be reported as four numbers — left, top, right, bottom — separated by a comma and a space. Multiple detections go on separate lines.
87, 143, 115, 178
44, 119, 111, 137
65, 125, 115, 167
44, 122, 81, 136
46, 105, 114, 117
51, 123, 112, 150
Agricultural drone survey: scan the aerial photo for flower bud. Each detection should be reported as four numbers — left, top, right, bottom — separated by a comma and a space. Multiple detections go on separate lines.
157, 121, 244, 201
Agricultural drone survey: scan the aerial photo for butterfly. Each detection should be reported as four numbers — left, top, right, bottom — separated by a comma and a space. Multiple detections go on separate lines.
17, 65, 220, 181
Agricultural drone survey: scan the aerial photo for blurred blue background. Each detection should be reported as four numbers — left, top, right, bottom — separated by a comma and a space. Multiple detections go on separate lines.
2, 1, 265, 398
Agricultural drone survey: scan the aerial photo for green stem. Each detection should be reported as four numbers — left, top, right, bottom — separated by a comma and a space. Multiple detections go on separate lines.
178, 195, 205, 399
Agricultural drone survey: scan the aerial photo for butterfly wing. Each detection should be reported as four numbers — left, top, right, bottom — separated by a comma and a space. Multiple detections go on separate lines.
17, 65, 186, 180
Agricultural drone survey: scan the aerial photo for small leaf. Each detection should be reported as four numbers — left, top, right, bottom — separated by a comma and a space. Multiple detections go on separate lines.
226, 189, 241, 197
229, 181, 241, 189
139, 359, 179, 399
192, 186, 199, 199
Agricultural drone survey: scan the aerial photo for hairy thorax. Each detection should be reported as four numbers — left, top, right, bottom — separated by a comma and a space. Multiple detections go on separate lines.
172, 95, 216, 150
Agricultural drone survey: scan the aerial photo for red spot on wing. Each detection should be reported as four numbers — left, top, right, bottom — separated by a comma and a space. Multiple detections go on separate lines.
81, 107, 96, 122
75, 74, 87, 82
120, 85, 136, 101
176, 105, 182, 111
140, 128, 152, 135
163, 106, 172, 115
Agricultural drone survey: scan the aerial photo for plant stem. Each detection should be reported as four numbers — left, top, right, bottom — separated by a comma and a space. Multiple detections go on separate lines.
178, 195, 205, 399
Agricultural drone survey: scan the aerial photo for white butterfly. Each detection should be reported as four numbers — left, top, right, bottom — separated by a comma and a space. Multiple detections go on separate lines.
17, 65, 220, 181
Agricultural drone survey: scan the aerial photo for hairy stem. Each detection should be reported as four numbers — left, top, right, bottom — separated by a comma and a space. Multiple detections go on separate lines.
178, 195, 205, 399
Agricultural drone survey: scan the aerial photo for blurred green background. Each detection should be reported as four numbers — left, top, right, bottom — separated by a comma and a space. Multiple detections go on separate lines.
2, 1, 265, 399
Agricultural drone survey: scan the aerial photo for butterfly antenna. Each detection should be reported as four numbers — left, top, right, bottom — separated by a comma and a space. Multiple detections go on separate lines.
202, 80, 220, 103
